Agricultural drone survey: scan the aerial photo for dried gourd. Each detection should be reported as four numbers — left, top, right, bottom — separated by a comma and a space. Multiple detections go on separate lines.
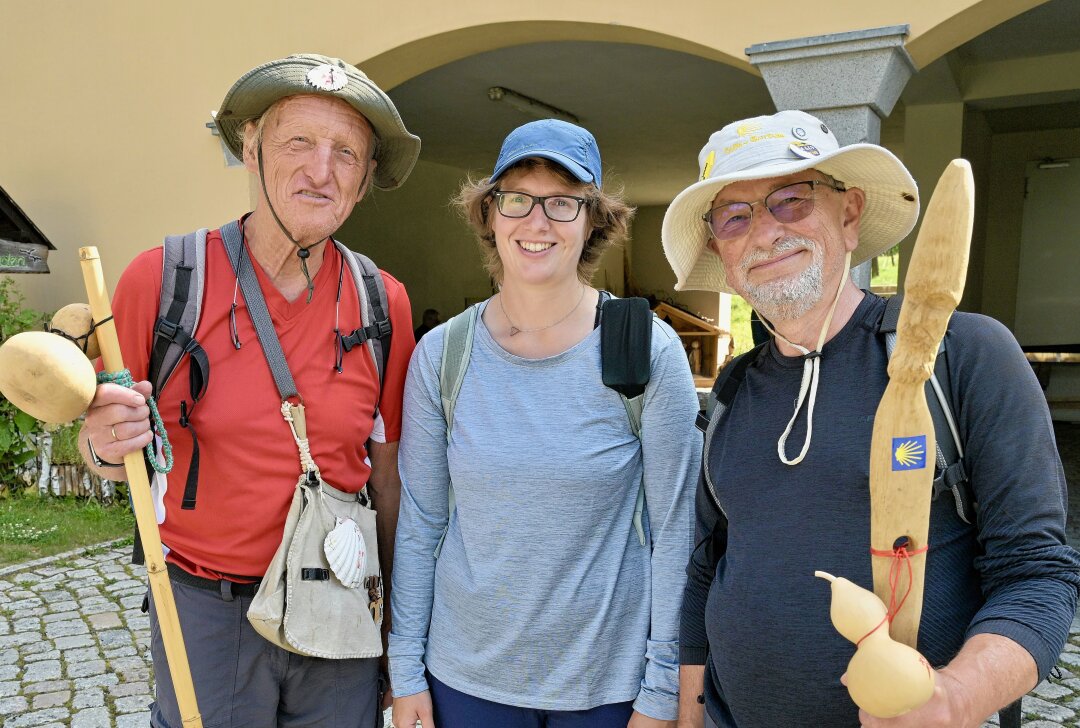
50, 302, 100, 360
0, 331, 96, 424
815, 571, 935, 718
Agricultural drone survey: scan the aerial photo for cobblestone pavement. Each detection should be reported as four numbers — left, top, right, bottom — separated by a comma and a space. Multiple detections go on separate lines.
2, 543, 1080, 727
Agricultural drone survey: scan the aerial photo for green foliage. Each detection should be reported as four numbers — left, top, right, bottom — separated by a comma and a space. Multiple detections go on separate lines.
872, 252, 899, 288
730, 295, 754, 356
50, 422, 83, 465
0, 276, 49, 491
0, 491, 134, 565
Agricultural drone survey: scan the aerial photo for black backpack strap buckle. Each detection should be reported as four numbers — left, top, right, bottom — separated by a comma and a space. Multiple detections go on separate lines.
339, 318, 392, 354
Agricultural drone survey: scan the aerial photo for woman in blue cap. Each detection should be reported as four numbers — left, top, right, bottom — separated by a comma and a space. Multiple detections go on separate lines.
388, 119, 701, 727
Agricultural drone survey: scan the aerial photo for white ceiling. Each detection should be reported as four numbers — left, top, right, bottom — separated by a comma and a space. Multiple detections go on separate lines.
387, 42, 773, 206
385, 0, 1080, 206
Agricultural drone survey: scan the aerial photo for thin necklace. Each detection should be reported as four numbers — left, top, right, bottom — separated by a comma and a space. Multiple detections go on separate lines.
498, 285, 587, 336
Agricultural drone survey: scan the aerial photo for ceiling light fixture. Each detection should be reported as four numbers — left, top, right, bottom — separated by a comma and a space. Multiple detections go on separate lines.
488, 86, 580, 125
1037, 158, 1071, 170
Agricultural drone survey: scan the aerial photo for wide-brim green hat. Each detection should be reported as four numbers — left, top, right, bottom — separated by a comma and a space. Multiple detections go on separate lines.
214, 53, 421, 191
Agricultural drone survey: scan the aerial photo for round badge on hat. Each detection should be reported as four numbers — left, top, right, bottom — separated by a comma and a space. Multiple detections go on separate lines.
792, 127, 808, 140
789, 141, 821, 158
306, 64, 348, 91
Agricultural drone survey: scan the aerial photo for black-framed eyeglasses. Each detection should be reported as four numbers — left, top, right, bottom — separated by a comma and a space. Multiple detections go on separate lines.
702, 179, 847, 240
493, 190, 587, 222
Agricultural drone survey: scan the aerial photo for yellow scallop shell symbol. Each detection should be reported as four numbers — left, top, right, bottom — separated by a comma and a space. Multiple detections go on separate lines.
894, 439, 925, 467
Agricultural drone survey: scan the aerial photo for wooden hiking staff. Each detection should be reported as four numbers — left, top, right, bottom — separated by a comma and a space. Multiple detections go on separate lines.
79, 247, 204, 728
815, 160, 973, 719
868, 159, 973, 649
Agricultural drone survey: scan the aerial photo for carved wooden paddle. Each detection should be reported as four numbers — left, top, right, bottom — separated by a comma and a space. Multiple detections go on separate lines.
869, 159, 974, 649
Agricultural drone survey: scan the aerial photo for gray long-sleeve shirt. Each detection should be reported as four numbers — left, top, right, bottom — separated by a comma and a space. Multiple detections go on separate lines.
389, 304, 701, 719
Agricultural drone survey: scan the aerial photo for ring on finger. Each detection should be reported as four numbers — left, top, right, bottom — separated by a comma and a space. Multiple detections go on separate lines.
111, 426, 119, 441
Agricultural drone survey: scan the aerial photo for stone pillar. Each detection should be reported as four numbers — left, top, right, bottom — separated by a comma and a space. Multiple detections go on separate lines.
746, 26, 916, 289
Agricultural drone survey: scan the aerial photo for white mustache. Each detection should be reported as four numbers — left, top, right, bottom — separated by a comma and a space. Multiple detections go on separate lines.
740, 236, 815, 272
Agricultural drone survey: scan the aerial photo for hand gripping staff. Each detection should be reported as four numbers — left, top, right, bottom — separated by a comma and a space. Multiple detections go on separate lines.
79, 247, 203, 728
815, 160, 973, 719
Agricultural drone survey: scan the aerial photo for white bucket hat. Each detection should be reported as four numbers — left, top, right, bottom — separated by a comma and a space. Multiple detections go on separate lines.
661, 110, 919, 293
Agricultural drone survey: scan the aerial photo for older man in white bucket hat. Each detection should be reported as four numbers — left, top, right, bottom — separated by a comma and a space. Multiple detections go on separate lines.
667, 110, 1078, 728
78, 54, 420, 727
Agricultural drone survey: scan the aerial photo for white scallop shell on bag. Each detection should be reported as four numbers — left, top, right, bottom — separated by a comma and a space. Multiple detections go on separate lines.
324, 517, 367, 589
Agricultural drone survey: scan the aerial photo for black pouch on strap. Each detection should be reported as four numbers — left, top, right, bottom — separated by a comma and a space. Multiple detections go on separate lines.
600, 297, 652, 399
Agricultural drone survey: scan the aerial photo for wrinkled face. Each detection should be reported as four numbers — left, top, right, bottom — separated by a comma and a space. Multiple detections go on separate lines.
705, 171, 863, 321
243, 94, 376, 245
490, 166, 591, 288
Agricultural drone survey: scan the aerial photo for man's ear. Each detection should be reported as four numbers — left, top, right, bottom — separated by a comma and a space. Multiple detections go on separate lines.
705, 237, 722, 257
357, 158, 377, 202
840, 187, 867, 253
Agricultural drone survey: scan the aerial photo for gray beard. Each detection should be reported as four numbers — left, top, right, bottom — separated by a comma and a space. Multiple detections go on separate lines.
739, 236, 824, 322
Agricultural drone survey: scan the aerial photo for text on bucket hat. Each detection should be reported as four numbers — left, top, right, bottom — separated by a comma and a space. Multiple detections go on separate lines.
661, 110, 919, 293
214, 53, 421, 191
491, 119, 602, 186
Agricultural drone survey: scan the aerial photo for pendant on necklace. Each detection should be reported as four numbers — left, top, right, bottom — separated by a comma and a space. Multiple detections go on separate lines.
509, 326, 521, 336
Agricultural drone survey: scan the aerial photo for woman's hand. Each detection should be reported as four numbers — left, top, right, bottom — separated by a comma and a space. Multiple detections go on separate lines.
392, 690, 435, 728
79, 381, 153, 475
628, 710, 677, 728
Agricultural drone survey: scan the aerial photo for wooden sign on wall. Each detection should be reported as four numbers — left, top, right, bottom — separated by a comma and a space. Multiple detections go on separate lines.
0, 238, 50, 274
0, 183, 55, 274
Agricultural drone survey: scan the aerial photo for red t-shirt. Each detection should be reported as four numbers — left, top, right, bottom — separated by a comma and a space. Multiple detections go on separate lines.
111, 227, 414, 578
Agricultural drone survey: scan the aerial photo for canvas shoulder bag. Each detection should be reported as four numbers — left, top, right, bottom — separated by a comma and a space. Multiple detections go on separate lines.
219, 222, 383, 658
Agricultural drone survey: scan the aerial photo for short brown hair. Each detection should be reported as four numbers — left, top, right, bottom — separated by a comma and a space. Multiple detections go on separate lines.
454, 158, 635, 284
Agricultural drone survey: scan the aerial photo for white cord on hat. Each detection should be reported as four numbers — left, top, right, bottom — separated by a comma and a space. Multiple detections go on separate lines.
758, 250, 852, 466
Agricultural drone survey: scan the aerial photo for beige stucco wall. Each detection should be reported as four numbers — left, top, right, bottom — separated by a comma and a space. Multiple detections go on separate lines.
630, 206, 719, 325
0, 0, 1049, 317
982, 127, 1080, 328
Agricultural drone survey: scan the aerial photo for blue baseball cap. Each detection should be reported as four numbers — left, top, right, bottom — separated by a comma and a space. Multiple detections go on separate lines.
491, 119, 603, 186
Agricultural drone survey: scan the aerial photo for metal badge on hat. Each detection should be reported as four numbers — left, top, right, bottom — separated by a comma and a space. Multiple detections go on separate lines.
789, 141, 821, 159
306, 64, 348, 91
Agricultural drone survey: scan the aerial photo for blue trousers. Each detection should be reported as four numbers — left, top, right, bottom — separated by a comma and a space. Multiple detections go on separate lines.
429, 672, 636, 728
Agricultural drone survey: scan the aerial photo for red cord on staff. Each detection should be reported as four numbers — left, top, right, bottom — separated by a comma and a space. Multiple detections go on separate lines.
857, 542, 930, 647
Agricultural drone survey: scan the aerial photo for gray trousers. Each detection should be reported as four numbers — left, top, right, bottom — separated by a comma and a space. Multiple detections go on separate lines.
149, 578, 380, 728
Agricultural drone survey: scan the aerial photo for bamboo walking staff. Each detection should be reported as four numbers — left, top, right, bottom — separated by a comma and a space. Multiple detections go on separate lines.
868, 160, 974, 649
78, 247, 204, 728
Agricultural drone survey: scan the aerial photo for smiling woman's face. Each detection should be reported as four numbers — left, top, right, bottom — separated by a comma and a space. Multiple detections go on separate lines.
490, 166, 591, 290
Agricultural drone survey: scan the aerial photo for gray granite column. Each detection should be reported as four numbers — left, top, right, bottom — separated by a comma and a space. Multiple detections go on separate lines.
746, 26, 916, 289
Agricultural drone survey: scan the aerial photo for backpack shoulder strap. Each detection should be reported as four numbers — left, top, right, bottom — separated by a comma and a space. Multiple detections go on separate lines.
599, 295, 654, 545
433, 303, 481, 558
149, 229, 209, 397
439, 304, 481, 439
697, 341, 768, 432
133, 228, 210, 561
600, 296, 653, 410
336, 244, 393, 400
880, 294, 974, 524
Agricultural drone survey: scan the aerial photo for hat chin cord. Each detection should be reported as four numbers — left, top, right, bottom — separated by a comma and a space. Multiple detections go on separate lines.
255, 145, 370, 304
757, 250, 852, 466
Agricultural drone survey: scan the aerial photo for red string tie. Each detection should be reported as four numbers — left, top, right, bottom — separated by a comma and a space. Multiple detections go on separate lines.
856, 541, 930, 647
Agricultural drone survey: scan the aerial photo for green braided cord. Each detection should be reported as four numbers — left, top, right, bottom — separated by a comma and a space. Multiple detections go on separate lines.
96, 369, 173, 474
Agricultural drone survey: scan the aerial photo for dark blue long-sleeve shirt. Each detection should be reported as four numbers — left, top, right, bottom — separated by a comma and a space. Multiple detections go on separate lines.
681, 293, 1080, 727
